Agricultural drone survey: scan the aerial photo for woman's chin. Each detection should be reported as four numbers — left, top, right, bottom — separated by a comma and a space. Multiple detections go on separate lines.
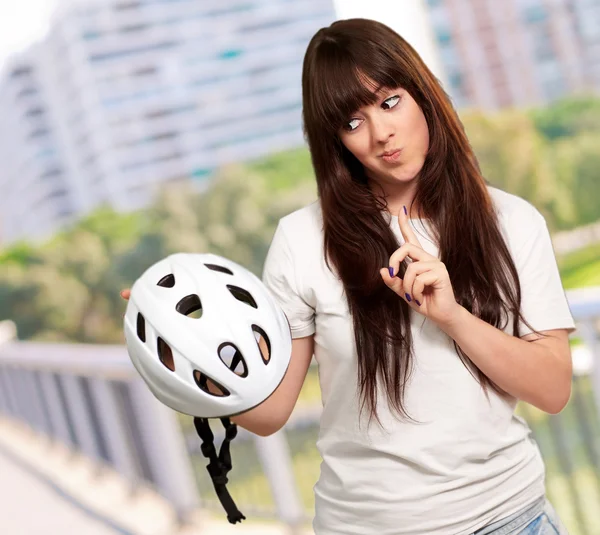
366, 166, 420, 187
388, 171, 419, 184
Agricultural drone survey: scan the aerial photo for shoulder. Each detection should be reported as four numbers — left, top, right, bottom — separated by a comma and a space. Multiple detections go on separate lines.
487, 185, 545, 230
265, 201, 325, 305
277, 200, 323, 242
265, 200, 323, 269
486, 185, 549, 259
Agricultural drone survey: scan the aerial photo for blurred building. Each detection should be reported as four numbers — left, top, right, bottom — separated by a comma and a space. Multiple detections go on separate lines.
425, 0, 600, 109
0, 48, 76, 242
0, 0, 335, 244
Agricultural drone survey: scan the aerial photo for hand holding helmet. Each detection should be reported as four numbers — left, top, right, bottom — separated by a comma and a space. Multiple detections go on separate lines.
122, 253, 292, 524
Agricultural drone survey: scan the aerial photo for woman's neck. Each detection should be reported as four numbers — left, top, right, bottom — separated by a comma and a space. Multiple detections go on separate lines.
367, 176, 420, 218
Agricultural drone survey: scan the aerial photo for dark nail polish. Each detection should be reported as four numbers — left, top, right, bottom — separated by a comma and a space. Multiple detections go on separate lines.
403, 205, 408, 216
388, 267, 394, 277
415, 299, 421, 306
405, 293, 412, 302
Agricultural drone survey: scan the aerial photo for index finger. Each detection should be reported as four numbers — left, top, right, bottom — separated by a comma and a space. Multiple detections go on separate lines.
389, 242, 435, 272
398, 205, 423, 248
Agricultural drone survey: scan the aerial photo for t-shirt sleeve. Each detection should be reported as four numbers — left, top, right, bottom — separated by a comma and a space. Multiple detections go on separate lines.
262, 221, 316, 339
514, 207, 576, 337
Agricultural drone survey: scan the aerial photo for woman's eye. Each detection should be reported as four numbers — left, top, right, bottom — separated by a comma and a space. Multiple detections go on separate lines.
382, 95, 401, 110
344, 118, 361, 131
342, 95, 401, 132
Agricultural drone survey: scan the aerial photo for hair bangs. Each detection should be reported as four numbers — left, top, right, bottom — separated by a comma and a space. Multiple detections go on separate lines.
308, 49, 399, 134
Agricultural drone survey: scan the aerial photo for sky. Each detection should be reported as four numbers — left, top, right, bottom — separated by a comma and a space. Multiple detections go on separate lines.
0, 1, 59, 69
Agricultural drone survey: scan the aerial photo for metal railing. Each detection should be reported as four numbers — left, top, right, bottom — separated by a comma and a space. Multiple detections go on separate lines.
0, 330, 307, 531
0, 287, 599, 534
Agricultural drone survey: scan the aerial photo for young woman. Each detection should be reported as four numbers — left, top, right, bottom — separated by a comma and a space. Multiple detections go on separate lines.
122, 17, 574, 535
232, 18, 574, 535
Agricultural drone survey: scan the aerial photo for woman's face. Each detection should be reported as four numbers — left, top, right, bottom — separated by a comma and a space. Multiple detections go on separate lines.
338, 86, 430, 187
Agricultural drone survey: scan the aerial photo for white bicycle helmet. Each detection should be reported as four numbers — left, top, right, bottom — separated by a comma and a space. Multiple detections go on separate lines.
123, 253, 292, 419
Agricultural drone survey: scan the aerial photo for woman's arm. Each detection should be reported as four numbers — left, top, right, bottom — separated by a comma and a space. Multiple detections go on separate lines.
439, 307, 572, 414
231, 335, 315, 436
381, 205, 574, 415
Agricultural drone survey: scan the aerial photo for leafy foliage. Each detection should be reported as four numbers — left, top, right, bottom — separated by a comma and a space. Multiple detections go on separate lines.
0, 97, 598, 342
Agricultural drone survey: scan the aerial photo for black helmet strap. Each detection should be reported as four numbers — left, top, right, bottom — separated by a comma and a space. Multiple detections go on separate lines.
193, 416, 246, 524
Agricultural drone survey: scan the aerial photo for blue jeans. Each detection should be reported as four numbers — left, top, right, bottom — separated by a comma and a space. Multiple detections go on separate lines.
472, 496, 568, 535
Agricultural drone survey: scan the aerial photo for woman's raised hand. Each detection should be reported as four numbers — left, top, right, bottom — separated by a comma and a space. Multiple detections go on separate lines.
380, 206, 462, 328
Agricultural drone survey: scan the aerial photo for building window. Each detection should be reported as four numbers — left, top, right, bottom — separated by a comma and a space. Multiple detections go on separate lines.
144, 131, 179, 143
435, 27, 453, 46
240, 18, 290, 33
144, 104, 196, 120
532, 27, 556, 61
191, 167, 213, 179
26, 107, 45, 117
439, 44, 461, 69
89, 41, 179, 62
220, 49, 243, 60
41, 168, 62, 179
30, 127, 50, 139
132, 66, 157, 77
10, 66, 32, 78
47, 188, 69, 199
523, 5, 547, 24
82, 30, 102, 40
57, 208, 74, 218
16, 87, 37, 98
101, 87, 169, 107
449, 72, 463, 90
119, 23, 151, 33
37, 147, 56, 159
121, 151, 183, 172
114, 1, 141, 10
204, 3, 254, 18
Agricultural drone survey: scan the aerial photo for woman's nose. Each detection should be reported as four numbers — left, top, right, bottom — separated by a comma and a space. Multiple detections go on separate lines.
370, 115, 395, 145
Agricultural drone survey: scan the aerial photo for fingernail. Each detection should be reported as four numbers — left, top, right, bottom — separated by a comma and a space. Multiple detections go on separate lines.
388, 267, 394, 277
415, 299, 421, 306
403, 205, 407, 216
405, 293, 412, 302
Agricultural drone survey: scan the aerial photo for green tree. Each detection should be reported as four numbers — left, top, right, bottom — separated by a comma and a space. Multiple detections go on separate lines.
531, 95, 600, 140
550, 133, 600, 227
462, 110, 571, 230
0, 241, 41, 267
7, 106, 600, 345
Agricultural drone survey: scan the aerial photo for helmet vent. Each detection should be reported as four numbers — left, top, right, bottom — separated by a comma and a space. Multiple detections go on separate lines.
252, 325, 271, 364
227, 285, 257, 309
193, 370, 230, 397
157, 337, 175, 371
205, 263, 233, 275
218, 343, 248, 377
157, 274, 175, 287
136, 313, 146, 342
176, 294, 203, 319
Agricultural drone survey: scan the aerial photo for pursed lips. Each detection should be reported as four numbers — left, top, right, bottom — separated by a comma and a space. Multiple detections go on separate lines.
380, 148, 403, 160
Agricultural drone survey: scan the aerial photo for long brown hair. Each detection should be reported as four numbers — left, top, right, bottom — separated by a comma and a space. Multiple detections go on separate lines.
301, 18, 543, 425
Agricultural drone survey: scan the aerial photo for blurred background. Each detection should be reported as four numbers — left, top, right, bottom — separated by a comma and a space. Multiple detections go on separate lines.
0, 0, 599, 534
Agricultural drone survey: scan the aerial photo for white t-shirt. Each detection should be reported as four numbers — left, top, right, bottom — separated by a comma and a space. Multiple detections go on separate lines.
262, 186, 576, 535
